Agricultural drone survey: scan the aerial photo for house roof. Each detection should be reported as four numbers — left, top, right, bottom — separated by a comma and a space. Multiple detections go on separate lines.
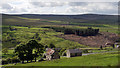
67, 49, 82, 53
45, 48, 55, 56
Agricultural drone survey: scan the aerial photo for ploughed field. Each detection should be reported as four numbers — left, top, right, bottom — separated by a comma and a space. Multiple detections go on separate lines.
56, 32, 118, 47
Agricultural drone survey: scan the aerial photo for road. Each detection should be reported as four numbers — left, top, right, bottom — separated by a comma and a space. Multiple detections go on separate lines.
82, 51, 118, 56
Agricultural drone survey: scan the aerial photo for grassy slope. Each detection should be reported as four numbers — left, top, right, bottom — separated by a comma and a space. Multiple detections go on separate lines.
5, 52, 118, 66
2, 25, 86, 48
2, 23, 118, 49
2, 14, 118, 34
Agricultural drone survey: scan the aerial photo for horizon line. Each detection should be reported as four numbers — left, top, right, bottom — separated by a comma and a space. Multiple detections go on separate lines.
1, 13, 118, 16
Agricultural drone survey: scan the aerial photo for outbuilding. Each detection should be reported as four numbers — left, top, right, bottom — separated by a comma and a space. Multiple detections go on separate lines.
66, 49, 82, 58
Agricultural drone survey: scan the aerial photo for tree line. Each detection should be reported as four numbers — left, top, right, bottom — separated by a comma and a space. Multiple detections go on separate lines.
42, 27, 99, 36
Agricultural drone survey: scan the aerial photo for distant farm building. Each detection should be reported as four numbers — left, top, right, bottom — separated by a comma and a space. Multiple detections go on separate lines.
66, 49, 82, 58
44, 48, 60, 60
105, 42, 114, 46
114, 42, 120, 48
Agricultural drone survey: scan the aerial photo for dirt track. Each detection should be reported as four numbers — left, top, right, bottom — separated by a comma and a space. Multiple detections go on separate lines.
56, 32, 119, 47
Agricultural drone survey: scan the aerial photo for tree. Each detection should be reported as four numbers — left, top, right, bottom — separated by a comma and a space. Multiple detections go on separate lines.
100, 45, 103, 50
49, 43, 55, 48
26, 40, 39, 49
26, 40, 44, 62
15, 44, 27, 63
45, 45, 48, 48
2, 48, 8, 55
37, 37, 41, 40
34, 32, 39, 39
112, 44, 115, 48
26, 40, 39, 62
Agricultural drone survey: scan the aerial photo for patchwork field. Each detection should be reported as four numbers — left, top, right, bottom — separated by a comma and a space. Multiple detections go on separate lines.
2, 25, 86, 49
1, 14, 119, 67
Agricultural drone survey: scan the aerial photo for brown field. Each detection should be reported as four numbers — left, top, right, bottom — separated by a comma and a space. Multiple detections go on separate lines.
56, 32, 119, 47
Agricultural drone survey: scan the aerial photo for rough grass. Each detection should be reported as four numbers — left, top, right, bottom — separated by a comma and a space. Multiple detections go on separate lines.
2, 25, 86, 48
4, 52, 118, 67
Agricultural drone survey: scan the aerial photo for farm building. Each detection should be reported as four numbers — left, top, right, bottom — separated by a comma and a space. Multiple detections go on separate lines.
66, 49, 82, 58
44, 48, 60, 60
114, 42, 120, 48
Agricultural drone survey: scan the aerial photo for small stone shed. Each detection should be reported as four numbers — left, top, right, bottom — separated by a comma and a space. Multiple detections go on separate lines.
66, 49, 82, 58
44, 48, 60, 60
114, 42, 120, 48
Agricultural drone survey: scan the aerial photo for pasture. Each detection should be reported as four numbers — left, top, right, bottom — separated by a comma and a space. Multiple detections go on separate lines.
3, 52, 119, 67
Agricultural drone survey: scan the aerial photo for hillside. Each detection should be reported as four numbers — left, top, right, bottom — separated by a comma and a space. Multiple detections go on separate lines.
2, 14, 118, 26
56, 32, 119, 47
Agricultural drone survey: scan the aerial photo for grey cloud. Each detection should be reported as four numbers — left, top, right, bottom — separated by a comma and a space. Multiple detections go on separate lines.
69, 2, 87, 6
2, 3, 13, 10
31, 2, 45, 7
30, 2, 65, 7
67, 2, 118, 15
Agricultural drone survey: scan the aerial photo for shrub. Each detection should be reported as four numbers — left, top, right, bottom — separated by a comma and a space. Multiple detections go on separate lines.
82, 49, 89, 53
6, 58, 12, 63
11, 56, 20, 63
60, 48, 66, 56
2, 59, 8, 65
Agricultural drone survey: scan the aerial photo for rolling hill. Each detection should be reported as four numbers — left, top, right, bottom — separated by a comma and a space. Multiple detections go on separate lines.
2, 14, 118, 26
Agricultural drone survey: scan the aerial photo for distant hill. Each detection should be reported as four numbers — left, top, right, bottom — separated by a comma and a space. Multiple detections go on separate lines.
2, 14, 118, 26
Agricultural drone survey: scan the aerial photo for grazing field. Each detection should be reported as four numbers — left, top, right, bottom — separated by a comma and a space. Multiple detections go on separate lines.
1, 14, 119, 67
2, 25, 86, 48
3, 52, 118, 67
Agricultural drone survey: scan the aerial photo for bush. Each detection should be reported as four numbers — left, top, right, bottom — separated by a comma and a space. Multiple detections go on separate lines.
82, 49, 89, 53
2, 59, 8, 65
2, 56, 20, 65
6, 58, 12, 63
60, 48, 66, 56
11, 56, 20, 63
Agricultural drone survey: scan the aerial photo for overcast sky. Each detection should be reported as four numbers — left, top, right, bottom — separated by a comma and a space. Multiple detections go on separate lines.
0, 0, 119, 15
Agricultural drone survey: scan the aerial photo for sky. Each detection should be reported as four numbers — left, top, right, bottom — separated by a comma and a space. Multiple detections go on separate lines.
0, 0, 119, 15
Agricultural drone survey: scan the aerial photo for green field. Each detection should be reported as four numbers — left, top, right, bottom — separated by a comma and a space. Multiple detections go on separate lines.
2, 14, 119, 67
2, 25, 86, 49
3, 52, 119, 67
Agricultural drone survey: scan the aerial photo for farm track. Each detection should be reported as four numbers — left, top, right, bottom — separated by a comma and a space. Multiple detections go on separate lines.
82, 50, 118, 56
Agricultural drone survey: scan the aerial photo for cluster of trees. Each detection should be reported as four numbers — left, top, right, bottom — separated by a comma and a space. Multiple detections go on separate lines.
65, 27, 99, 36
15, 40, 44, 63
42, 27, 99, 36
14, 39, 56, 63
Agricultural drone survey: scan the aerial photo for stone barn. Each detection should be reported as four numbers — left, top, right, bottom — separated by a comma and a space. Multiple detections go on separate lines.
114, 42, 120, 48
44, 48, 60, 60
66, 49, 82, 58
105, 42, 115, 48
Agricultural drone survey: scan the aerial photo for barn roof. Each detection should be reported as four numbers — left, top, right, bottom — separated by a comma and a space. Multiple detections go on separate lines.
105, 42, 114, 45
67, 49, 82, 53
